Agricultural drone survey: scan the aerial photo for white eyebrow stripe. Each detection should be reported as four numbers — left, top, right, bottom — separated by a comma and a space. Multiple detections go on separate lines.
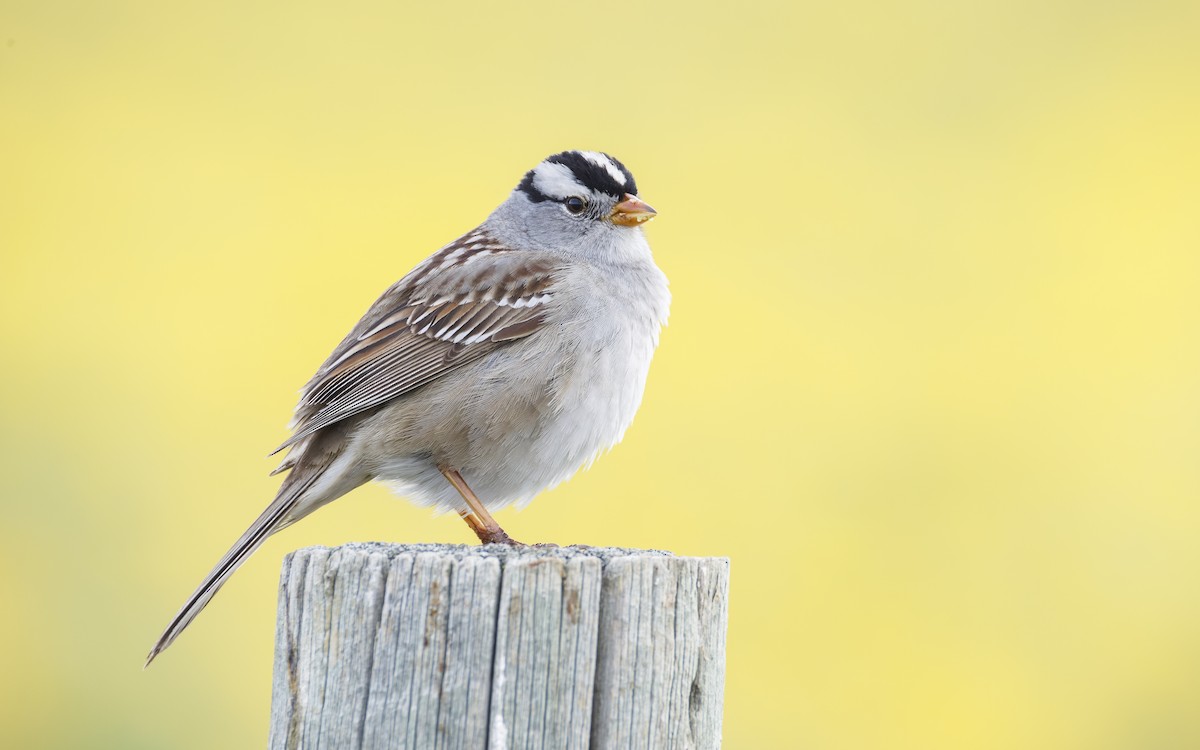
532, 162, 586, 200
580, 151, 627, 187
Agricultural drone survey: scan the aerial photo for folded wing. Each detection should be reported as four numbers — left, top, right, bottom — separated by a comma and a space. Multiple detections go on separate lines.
273, 229, 560, 455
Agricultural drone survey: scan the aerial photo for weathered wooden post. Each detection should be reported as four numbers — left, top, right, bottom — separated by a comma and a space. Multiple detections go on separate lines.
268, 543, 729, 749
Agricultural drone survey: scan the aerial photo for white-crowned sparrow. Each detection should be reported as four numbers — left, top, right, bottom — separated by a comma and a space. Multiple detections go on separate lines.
146, 150, 669, 665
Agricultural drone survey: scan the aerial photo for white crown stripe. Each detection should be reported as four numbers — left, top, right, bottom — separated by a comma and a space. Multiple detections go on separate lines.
580, 151, 628, 187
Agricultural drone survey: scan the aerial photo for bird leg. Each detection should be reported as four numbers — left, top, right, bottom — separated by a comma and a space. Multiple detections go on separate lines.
439, 465, 522, 546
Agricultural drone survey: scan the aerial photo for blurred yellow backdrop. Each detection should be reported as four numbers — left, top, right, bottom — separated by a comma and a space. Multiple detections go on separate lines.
3, 0, 1199, 747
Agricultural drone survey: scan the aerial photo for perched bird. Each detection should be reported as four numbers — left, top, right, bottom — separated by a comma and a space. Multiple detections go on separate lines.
146, 150, 669, 665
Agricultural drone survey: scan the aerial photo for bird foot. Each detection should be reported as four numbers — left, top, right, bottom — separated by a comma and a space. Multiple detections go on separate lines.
479, 528, 524, 546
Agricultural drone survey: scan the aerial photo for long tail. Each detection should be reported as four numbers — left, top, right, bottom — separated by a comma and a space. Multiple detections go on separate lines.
146, 442, 350, 667
144, 486, 305, 668
146, 428, 364, 667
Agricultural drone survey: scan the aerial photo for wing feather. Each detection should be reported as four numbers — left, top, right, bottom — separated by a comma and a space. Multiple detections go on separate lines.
273, 229, 560, 454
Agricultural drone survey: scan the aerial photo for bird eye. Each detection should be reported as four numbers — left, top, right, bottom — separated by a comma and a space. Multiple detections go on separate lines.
564, 196, 587, 215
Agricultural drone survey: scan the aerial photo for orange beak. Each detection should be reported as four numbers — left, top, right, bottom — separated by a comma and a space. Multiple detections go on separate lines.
610, 193, 657, 226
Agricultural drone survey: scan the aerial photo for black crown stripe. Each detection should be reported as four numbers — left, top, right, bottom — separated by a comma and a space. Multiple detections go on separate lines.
517, 151, 638, 203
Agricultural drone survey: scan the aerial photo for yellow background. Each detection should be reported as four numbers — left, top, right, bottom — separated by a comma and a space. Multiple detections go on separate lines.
3, 1, 1199, 747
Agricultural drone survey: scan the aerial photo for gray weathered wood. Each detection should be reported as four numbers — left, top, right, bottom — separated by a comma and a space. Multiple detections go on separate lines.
269, 543, 728, 750
590, 556, 729, 750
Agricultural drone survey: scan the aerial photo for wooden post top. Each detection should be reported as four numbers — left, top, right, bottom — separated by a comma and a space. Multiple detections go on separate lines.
270, 542, 729, 749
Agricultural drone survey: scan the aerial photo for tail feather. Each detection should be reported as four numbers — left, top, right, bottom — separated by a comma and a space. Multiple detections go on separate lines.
146, 429, 362, 668
144, 491, 301, 668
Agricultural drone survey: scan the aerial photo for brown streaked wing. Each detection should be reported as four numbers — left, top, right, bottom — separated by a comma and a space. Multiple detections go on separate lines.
272, 230, 560, 454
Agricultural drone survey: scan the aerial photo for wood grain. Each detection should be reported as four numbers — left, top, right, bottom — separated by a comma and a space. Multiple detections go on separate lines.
268, 543, 728, 749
